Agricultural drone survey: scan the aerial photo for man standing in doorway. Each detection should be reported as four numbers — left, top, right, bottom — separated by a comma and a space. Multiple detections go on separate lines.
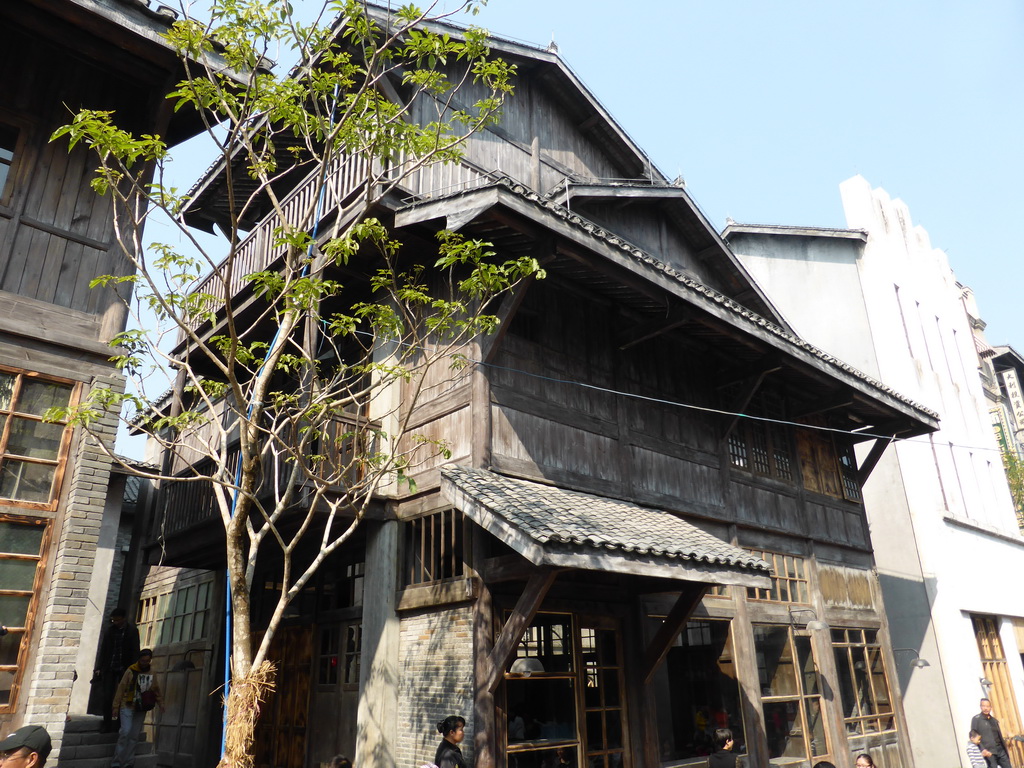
93, 608, 140, 733
972, 698, 1013, 768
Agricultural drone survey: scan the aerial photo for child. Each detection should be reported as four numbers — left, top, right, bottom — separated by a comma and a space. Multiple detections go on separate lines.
708, 728, 737, 768
967, 729, 989, 768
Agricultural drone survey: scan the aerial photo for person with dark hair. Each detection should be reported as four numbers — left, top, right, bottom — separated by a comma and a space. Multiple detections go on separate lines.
93, 607, 140, 733
970, 729, 992, 768
0, 725, 51, 768
972, 699, 1012, 768
708, 728, 737, 768
434, 715, 467, 768
855, 754, 875, 768
112, 649, 161, 768
812, 763, 837, 768
329, 755, 352, 768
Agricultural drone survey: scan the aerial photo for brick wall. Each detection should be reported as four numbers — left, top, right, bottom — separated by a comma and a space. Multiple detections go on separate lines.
22, 382, 120, 759
396, 604, 475, 768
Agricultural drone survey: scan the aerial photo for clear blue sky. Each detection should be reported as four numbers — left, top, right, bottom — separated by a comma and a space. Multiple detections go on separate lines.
444, 0, 1024, 349
163, 0, 1024, 345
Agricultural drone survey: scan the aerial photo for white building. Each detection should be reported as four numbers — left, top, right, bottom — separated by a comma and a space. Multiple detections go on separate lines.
724, 175, 1024, 768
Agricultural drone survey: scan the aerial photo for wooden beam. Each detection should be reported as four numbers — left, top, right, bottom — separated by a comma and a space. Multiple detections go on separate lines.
640, 583, 707, 684
720, 366, 777, 441
480, 270, 543, 364
717, 357, 784, 390
615, 310, 691, 351
485, 567, 557, 694
856, 436, 894, 486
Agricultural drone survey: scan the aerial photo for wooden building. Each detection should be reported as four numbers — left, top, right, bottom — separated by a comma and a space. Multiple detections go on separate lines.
0, 0, 206, 755
147, 9, 941, 768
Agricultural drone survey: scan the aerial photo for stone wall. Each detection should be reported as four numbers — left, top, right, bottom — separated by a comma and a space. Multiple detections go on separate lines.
396, 603, 475, 767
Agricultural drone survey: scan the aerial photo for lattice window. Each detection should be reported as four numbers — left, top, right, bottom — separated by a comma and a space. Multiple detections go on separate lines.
724, 391, 796, 483
746, 550, 810, 603
402, 508, 465, 587
137, 579, 213, 648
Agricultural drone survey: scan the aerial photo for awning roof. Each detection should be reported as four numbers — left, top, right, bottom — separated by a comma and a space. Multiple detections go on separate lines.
440, 465, 771, 588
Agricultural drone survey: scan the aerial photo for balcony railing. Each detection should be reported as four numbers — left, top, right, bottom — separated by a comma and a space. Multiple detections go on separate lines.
158, 411, 378, 539
181, 152, 494, 336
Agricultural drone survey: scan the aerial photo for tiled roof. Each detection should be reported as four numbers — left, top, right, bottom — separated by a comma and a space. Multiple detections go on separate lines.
410, 177, 938, 424
441, 465, 769, 578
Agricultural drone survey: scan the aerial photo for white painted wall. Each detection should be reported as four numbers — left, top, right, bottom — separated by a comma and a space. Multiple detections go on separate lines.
729, 175, 1024, 768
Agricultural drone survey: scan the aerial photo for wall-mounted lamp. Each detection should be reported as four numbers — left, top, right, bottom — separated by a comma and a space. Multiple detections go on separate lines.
981, 677, 993, 689
509, 657, 545, 677
171, 647, 211, 673
893, 648, 930, 669
788, 606, 829, 632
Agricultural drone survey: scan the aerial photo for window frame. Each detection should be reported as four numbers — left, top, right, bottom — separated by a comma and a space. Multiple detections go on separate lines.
725, 390, 797, 484
831, 627, 898, 748
0, 514, 51, 712
0, 366, 80, 511
753, 623, 831, 765
401, 508, 467, 587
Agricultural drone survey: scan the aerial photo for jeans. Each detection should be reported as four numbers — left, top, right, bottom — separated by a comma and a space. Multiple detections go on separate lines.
112, 705, 146, 768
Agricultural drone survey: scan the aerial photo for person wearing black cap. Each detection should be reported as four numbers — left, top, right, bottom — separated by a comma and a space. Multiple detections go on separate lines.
0, 725, 52, 768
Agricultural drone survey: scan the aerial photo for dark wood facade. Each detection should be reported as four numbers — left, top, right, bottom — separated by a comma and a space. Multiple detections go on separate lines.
151, 9, 941, 768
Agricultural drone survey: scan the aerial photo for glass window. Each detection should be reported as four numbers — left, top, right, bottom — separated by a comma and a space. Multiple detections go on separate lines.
754, 625, 829, 764
0, 369, 75, 507
650, 618, 745, 763
0, 518, 47, 709
832, 628, 897, 748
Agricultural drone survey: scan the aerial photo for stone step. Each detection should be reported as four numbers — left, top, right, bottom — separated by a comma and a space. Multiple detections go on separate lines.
58, 747, 156, 768
64, 716, 104, 734
62, 732, 120, 748
61, 741, 152, 760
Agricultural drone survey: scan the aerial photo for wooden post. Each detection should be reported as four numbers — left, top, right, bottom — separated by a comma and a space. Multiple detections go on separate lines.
473, 573, 497, 768
355, 520, 400, 766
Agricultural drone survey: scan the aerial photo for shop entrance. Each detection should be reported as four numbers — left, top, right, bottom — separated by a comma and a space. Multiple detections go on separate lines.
504, 612, 629, 768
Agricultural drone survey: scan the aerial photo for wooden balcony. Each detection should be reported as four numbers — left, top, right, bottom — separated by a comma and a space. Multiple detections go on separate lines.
156, 411, 378, 555
181, 152, 495, 337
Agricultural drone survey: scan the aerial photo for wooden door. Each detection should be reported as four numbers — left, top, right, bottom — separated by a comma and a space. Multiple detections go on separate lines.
254, 625, 313, 768
973, 616, 1024, 766
578, 617, 630, 768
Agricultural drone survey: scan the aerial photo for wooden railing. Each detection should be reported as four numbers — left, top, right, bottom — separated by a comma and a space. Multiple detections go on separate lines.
181, 152, 494, 337
158, 411, 378, 539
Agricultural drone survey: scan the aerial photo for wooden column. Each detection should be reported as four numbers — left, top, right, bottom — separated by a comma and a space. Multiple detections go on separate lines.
355, 519, 400, 766
473, 573, 496, 768
732, 591, 770, 768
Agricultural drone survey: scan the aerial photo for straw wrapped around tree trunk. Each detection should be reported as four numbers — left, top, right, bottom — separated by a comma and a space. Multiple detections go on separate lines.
221, 661, 276, 768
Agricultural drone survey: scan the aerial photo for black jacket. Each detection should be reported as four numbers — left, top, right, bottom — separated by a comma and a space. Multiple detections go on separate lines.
972, 713, 1009, 755
434, 739, 467, 768
709, 749, 738, 768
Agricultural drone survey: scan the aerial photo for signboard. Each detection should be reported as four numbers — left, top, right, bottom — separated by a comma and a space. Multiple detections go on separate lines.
1001, 369, 1024, 430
